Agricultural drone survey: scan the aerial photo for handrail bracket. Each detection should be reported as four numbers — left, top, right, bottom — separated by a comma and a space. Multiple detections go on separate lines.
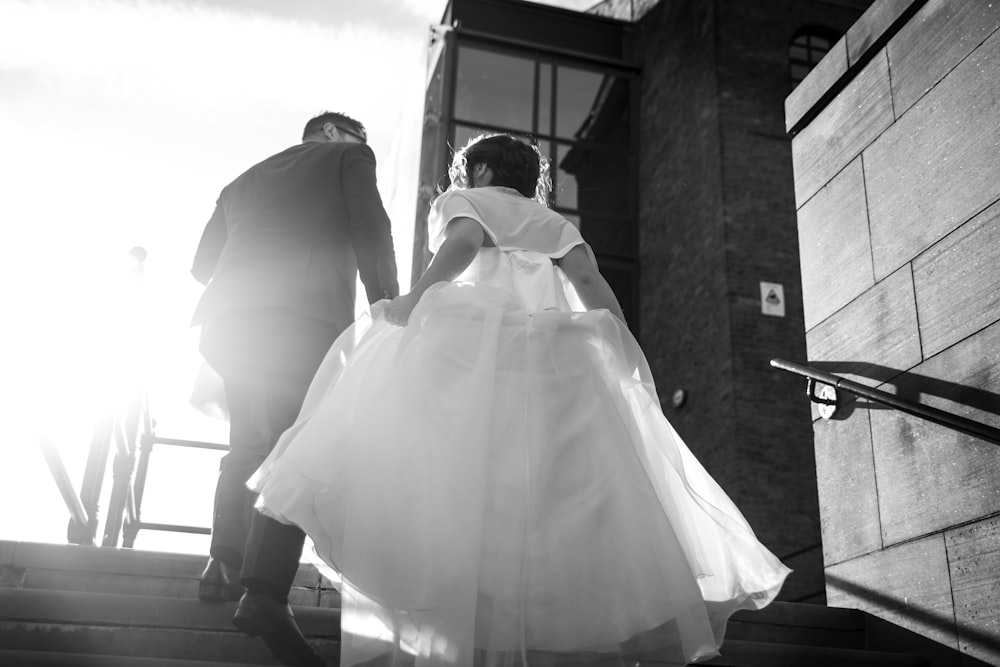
806, 379, 839, 420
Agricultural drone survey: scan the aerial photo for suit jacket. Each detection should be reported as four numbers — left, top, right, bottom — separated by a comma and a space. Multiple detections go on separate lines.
190, 141, 399, 333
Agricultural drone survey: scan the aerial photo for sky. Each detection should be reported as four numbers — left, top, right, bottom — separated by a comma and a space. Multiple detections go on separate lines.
0, 0, 596, 551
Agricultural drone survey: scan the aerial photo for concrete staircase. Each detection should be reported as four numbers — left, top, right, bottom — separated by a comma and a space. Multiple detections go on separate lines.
0, 540, 339, 666
0, 540, 965, 666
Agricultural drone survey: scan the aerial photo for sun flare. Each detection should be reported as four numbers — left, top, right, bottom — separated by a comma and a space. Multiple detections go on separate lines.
0, 0, 431, 550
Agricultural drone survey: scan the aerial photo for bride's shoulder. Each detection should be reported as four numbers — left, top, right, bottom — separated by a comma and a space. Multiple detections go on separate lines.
431, 189, 478, 217
434, 189, 468, 202
432, 188, 481, 208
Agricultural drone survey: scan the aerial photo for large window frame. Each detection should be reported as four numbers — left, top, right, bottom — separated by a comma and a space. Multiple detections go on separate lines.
444, 36, 641, 331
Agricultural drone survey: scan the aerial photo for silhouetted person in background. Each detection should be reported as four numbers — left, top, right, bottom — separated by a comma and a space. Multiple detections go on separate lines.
190, 110, 398, 667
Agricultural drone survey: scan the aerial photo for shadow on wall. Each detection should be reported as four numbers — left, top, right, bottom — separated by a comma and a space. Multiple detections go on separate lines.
826, 573, 996, 666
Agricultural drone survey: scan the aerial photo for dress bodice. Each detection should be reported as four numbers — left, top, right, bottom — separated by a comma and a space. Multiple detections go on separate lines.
428, 187, 597, 313
457, 247, 578, 312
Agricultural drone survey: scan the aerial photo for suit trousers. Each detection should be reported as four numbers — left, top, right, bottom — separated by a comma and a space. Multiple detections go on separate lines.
200, 310, 339, 597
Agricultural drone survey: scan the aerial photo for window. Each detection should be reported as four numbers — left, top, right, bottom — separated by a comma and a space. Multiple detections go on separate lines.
448, 43, 639, 328
454, 46, 535, 133
789, 27, 840, 84
452, 46, 633, 213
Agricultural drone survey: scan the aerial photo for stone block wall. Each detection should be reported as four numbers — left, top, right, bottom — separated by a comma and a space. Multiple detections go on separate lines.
787, 0, 1000, 661
635, 0, 869, 603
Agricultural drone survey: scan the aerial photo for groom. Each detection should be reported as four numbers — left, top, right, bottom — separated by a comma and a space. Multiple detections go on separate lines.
191, 111, 398, 667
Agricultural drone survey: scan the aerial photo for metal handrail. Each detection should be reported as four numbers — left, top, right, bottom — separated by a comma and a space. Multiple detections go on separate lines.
150, 436, 228, 451
70, 414, 116, 544
78, 384, 230, 547
38, 437, 90, 530
139, 522, 212, 535
117, 392, 229, 548
42, 247, 230, 549
103, 403, 140, 547
770, 358, 1000, 446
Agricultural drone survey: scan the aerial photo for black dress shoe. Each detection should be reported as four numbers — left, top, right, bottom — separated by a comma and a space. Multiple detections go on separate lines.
198, 557, 244, 602
232, 591, 326, 667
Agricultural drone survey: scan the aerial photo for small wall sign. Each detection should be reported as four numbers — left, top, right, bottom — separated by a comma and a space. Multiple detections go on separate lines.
760, 281, 785, 317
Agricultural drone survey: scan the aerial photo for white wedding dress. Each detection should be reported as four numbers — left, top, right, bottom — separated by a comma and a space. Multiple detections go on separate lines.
250, 186, 790, 667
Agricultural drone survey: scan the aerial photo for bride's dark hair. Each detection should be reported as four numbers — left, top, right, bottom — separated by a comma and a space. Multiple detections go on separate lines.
448, 133, 552, 204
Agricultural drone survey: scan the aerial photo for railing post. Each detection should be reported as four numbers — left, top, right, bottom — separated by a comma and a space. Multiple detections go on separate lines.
102, 413, 137, 547
122, 391, 148, 548
69, 412, 116, 545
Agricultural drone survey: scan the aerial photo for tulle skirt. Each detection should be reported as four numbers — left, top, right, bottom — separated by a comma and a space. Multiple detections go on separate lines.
250, 281, 790, 667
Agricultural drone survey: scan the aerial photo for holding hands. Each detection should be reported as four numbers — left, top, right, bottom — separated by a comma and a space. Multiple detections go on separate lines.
380, 216, 486, 328
383, 293, 420, 327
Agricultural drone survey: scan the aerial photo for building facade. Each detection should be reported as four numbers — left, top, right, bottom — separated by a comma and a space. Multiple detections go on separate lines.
788, 0, 1000, 661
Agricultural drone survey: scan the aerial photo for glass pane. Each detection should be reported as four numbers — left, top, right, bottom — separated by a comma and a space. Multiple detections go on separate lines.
810, 35, 831, 51
452, 124, 492, 153
455, 46, 534, 132
556, 66, 605, 139
538, 63, 552, 136
557, 68, 631, 147
553, 144, 579, 210
789, 45, 808, 62
453, 124, 536, 151
807, 45, 828, 66
536, 138, 552, 163
556, 143, 629, 216
562, 211, 581, 230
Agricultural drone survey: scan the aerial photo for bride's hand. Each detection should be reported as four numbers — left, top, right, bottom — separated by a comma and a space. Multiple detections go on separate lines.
384, 293, 419, 327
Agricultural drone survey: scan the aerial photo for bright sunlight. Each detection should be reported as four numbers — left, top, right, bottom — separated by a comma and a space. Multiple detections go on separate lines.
0, 0, 597, 554
0, 0, 437, 552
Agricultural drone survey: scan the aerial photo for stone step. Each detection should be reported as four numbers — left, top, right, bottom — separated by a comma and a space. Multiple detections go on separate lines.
1, 575, 866, 651
0, 650, 270, 666
732, 598, 865, 630
0, 622, 338, 665
4, 541, 870, 649
0, 540, 338, 608
706, 640, 931, 666
5, 565, 333, 608
0, 588, 338, 637
0, 588, 340, 665
1, 541, 231, 579
723, 615, 863, 650
0, 589, 928, 667
0, 637, 928, 667
0, 541, 938, 666
725, 601, 866, 649
0, 589, 339, 665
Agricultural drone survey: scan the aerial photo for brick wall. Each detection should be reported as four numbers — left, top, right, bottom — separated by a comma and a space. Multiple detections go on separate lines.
636, 0, 868, 603
787, 0, 1000, 660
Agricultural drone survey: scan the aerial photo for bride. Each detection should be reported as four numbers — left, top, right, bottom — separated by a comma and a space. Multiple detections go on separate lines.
249, 133, 790, 666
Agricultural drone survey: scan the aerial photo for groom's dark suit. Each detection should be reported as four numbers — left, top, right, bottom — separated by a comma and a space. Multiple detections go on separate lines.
192, 139, 398, 600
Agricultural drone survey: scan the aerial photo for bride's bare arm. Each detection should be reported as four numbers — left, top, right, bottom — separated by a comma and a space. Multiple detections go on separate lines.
556, 245, 626, 323
412, 217, 485, 297
385, 217, 485, 325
